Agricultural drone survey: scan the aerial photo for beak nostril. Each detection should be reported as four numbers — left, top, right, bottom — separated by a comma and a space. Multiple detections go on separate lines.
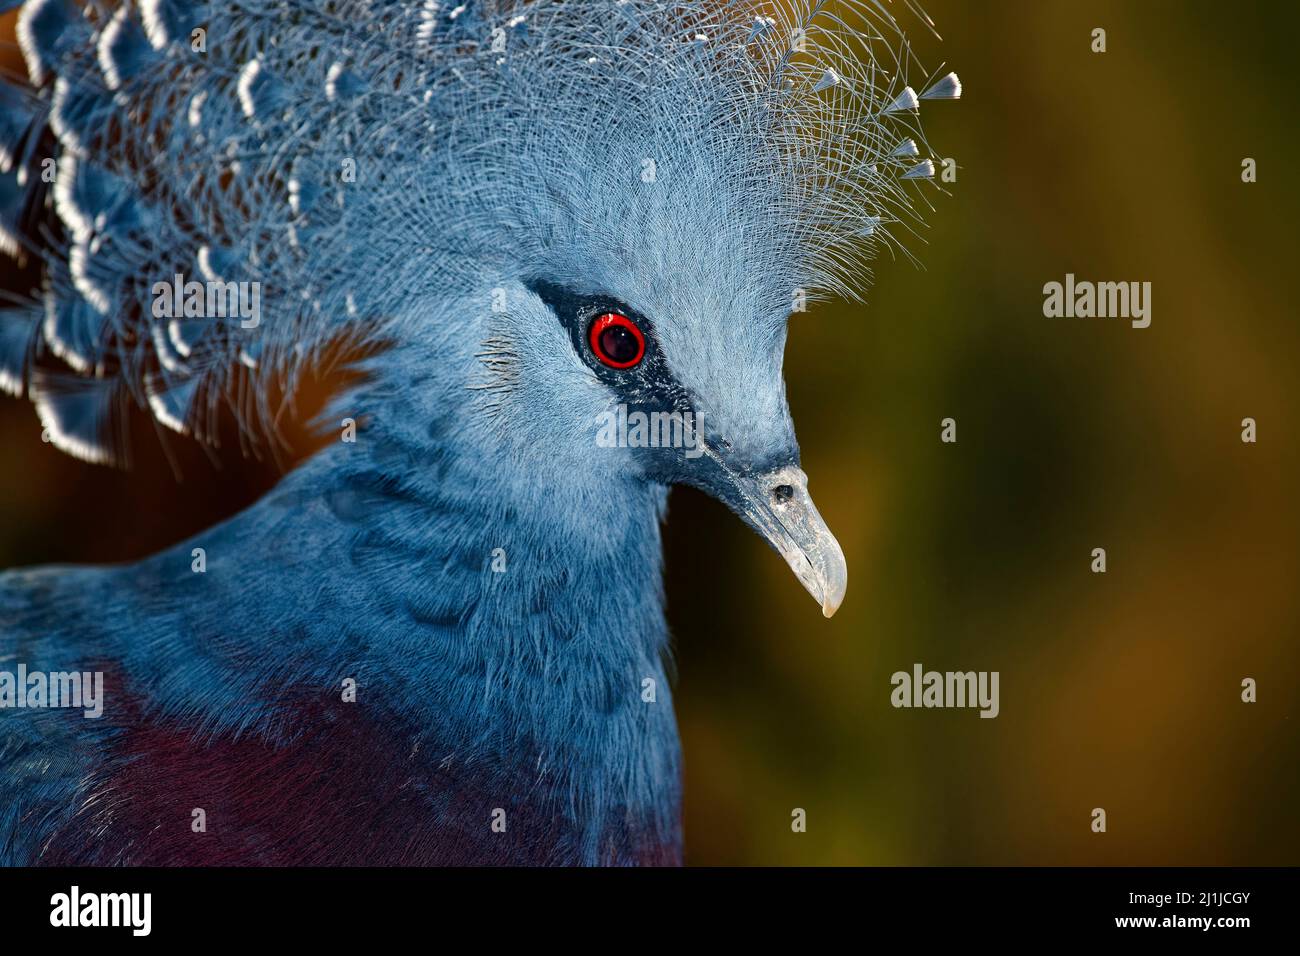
772, 484, 795, 504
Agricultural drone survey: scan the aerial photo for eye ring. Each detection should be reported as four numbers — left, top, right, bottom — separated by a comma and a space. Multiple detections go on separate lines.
588, 312, 646, 369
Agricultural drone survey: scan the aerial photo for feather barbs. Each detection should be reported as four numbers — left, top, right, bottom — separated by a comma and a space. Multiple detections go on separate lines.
0, 0, 959, 467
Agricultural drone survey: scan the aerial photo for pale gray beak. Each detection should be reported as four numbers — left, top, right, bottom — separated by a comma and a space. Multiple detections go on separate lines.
732, 465, 848, 618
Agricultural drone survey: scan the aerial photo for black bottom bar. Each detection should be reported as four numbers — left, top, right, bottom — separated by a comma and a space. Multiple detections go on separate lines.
0, 866, 1290, 940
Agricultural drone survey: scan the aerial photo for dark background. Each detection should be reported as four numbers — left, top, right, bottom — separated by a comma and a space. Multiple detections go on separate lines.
2, 2, 1297, 865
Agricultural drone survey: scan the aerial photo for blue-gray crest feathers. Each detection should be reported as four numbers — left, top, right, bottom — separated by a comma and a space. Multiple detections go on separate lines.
0, 0, 959, 465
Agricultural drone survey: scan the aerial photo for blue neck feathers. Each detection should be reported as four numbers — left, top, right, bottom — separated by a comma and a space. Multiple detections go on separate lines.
75, 361, 683, 861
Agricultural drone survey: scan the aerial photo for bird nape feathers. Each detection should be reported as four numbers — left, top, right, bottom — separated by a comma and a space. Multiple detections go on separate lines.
0, 0, 958, 865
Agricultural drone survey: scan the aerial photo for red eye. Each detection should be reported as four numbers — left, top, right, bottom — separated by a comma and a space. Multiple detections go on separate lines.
588, 312, 645, 369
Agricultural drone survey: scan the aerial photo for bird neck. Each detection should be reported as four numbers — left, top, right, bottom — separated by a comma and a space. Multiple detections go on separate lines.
120, 369, 682, 856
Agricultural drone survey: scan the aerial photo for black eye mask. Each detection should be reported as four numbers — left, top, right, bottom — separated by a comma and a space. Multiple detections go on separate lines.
525, 278, 693, 415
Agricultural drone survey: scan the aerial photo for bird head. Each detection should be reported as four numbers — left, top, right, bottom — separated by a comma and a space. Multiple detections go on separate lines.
2, 0, 957, 619
412, 3, 960, 618
473, 174, 848, 616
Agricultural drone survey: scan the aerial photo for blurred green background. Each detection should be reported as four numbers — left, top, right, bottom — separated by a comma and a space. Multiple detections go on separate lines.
2, 2, 1297, 865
